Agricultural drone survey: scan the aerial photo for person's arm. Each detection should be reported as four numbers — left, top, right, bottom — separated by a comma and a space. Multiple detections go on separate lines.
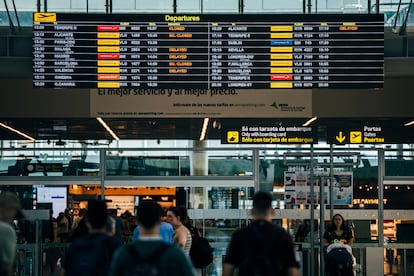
287, 267, 300, 276
222, 263, 236, 276
223, 229, 242, 276
0, 263, 13, 276
0, 224, 16, 276
322, 229, 331, 247
132, 226, 139, 241
347, 228, 355, 246
174, 227, 187, 249
322, 237, 330, 247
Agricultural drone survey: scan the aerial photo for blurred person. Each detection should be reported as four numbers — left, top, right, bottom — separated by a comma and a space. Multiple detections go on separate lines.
223, 191, 299, 276
71, 208, 85, 231
295, 219, 311, 242
64, 208, 73, 235
61, 199, 121, 276
109, 209, 124, 243
121, 210, 133, 242
106, 216, 116, 236
109, 201, 195, 276
68, 213, 88, 242
167, 206, 192, 256
132, 209, 173, 243
0, 191, 24, 276
56, 212, 69, 242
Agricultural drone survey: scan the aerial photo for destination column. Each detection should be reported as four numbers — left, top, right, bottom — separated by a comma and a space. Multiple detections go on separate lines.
210, 22, 266, 89
33, 15, 90, 88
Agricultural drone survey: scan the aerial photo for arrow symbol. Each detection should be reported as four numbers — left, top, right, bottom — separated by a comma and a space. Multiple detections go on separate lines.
270, 101, 278, 109
336, 131, 346, 143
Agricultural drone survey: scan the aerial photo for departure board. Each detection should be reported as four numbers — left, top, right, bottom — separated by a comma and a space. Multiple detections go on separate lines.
32, 13, 384, 89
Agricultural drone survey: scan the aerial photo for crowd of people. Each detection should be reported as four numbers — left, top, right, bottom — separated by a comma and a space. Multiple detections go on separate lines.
0, 189, 357, 276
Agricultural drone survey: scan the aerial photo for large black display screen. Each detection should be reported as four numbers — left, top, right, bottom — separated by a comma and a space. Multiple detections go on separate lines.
33, 13, 384, 89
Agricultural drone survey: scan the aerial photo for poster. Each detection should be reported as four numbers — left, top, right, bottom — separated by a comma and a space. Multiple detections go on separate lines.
283, 171, 353, 206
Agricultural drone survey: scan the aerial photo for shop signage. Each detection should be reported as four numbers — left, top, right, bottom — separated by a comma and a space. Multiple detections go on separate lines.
353, 198, 388, 205
327, 125, 414, 144
221, 124, 317, 144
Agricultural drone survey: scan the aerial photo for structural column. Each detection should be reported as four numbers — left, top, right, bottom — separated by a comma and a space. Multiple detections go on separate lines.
190, 140, 208, 209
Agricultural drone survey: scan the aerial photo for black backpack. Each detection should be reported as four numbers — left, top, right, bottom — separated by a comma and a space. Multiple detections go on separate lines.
123, 243, 169, 276
238, 224, 284, 276
189, 227, 214, 268
65, 234, 113, 276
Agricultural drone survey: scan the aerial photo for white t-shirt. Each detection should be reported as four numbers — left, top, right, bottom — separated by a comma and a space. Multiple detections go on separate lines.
0, 221, 16, 264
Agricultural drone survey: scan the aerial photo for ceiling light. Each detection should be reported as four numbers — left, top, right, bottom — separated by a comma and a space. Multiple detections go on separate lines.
302, 116, 317, 127
0, 122, 35, 141
96, 117, 120, 141
199, 118, 209, 141
404, 120, 414, 126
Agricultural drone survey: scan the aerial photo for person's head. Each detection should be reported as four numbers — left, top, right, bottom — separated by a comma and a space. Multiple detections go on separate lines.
109, 209, 117, 217
166, 206, 184, 227
136, 201, 163, 231
64, 208, 71, 217
0, 191, 24, 223
332, 213, 346, 230
251, 191, 275, 221
85, 199, 108, 230
78, 208, 86, 217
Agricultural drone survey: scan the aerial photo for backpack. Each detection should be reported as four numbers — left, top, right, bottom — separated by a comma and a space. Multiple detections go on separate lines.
189, 227, 214, 268
326, 247, 353, 276
237, 224, 284, 276
65, 234, 113, 276
124, 242, 169, 276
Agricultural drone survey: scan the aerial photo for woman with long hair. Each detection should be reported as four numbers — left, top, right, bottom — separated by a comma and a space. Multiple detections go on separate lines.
166, 206, 192, 256
323, 213, 354, 246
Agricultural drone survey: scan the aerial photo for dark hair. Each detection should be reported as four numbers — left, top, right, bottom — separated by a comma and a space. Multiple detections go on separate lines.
167, 206, 184, 221
330, 213, 348, 231
137, 201, 163, 229
86, 199, 108, 229
252, 191, 273, 215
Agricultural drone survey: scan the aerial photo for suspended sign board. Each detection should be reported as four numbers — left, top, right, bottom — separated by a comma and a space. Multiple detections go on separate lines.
221, 123, 317, 144
33, 13, 383, 89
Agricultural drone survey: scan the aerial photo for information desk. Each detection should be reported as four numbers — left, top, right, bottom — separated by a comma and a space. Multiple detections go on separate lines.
33, 13, 384, 89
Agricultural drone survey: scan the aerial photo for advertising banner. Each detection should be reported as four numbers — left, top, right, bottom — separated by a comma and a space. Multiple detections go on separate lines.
283, 171, 353, 206
90, 88, 312, 118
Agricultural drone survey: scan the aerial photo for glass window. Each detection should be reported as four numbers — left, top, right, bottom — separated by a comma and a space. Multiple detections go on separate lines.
177, 0, 201, 13
112, 0, 136, 12
244, 0, 303, 13
1, 0, 37, 11
128, 0, 173, 13
46, 1, 72, 11
202, 0, 238, 13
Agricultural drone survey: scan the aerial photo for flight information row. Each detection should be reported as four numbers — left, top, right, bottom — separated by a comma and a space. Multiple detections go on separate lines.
33, 54, 383, 62
33, 46, 383, 54
33, 80, 383, 89
33, 72, 383, 79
